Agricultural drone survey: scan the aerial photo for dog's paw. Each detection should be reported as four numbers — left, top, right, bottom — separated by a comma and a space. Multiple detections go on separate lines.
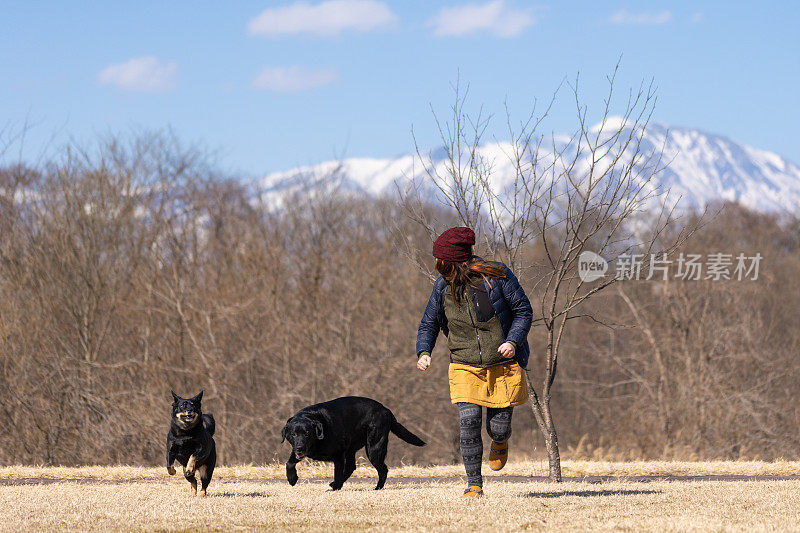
287, 469, 298, 486
167, 466, 176, 476
329, 481, 343, 491
185, 456, 196, 477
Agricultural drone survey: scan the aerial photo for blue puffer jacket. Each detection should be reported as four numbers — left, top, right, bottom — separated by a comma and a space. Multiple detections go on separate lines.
416, 262, 534, 368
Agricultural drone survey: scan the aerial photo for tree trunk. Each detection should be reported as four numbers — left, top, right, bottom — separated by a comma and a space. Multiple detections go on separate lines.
541, 400, 562, 482
526, 375, 563, 482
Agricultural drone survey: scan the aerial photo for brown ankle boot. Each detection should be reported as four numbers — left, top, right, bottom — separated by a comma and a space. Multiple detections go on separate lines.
489, 440, 508, 471
462, 485, 484, 498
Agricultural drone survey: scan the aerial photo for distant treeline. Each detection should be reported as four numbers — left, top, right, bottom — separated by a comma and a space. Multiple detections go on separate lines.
1, 134, 798, 465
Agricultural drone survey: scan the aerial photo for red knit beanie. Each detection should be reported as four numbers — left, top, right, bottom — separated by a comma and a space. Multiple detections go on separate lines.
432, 227, 475, 262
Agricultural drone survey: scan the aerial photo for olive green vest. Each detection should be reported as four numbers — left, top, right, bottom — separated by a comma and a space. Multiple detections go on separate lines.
443, 281, 506, 368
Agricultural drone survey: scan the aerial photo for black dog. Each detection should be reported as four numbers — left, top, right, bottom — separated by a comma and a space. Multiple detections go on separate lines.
282, 396, 425, 490
166, 391, 216, 497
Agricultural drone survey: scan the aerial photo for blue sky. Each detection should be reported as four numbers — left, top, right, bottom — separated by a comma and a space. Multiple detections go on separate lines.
1, 1, 798, 176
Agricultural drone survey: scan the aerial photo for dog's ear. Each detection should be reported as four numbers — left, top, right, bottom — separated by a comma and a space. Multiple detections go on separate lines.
313, 419, 324, 440
191, 390, 203, 403
171, 390, 180, 403
281, 417, 293, 443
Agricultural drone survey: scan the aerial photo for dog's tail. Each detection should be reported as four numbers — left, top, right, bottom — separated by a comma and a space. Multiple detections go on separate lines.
390, 416, 425, 447
203, 414, 216, 437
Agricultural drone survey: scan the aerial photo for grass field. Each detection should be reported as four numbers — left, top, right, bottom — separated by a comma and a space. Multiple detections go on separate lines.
2, 461, 800, 532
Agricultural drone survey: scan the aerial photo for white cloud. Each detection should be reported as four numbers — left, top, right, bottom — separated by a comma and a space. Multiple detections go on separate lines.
690, 12, 704, 23
252, 66, 338, 92
247, 0, 397, 37
429, 0, 534, 38
96, 56, 177, 92
608, 9, 673, 25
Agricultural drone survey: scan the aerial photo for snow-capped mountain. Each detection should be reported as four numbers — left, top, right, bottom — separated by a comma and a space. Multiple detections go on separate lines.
259, 121, 800, 214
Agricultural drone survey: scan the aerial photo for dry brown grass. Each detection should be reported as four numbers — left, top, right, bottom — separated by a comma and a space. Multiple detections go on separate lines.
3, 459, 800, 481
1, 463, 800, 531
2, 476, 800, 532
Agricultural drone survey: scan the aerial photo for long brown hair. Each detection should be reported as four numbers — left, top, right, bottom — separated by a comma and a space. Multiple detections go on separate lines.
436, 256, 506, 304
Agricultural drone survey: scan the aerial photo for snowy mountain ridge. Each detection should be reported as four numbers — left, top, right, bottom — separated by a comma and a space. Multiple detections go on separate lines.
260, 121, 800, 214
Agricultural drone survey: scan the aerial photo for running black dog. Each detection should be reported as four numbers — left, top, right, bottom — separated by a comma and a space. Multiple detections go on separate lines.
282, 396, 425, 490
166, 391, 216, 497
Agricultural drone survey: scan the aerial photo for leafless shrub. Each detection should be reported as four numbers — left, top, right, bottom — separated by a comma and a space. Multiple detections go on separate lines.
0, 123, 796, 468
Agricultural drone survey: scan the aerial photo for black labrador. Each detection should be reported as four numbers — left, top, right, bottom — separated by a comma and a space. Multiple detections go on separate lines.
281, 396, 425, 490
166, 391, 216, 497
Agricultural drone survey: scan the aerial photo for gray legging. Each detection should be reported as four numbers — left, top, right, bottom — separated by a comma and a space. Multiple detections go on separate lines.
457, 402, 513, 488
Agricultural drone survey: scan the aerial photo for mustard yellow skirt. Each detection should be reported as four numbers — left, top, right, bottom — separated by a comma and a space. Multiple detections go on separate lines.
448, 361, 529, 408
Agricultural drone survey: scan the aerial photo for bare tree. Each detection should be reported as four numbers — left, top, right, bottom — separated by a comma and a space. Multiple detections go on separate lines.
401, 63, 696, 480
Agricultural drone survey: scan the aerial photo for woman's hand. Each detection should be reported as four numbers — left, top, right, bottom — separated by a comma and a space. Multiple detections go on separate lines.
498, 342, 515, 358
417, 353, 431, 371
